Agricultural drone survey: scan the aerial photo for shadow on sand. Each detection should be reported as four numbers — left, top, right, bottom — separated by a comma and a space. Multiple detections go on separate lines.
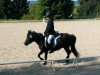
0, 57, 100, 75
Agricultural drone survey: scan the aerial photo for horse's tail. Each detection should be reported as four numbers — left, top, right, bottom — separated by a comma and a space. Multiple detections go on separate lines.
70, 34, 80, 57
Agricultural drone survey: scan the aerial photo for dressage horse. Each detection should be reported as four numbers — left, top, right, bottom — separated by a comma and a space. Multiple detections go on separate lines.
24, 30, 80, 65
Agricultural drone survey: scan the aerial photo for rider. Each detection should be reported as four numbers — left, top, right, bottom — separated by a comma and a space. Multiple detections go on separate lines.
44, 10, 56, 53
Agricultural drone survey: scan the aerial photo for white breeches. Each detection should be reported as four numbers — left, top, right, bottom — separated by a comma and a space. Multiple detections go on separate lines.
48, 35, 54, 44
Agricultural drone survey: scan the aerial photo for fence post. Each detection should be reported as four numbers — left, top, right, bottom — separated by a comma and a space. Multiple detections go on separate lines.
72, 58, 78, 69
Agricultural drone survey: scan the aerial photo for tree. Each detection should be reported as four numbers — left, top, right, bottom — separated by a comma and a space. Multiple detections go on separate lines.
38, 0, 54, 18
0, 0, 4, 18
34, 0, 74, 19
13, 0, 29, 19
0, 0, 13, 19
96, 0, 100, 16
77, 0, 100, 18
52, 0, 74, 19
0, 0, 29, 19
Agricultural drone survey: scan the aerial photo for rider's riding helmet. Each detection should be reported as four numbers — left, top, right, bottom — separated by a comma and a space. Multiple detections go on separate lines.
45, 10, 53, 18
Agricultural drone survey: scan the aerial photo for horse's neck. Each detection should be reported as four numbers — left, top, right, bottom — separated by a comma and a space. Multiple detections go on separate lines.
34, 33, 44, 45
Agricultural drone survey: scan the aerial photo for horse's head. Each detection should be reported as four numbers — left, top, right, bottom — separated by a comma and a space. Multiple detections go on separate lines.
24, 30, 36, 46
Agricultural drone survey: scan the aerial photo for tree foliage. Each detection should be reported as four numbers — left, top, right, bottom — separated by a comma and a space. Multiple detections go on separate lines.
40, 0, 74, 19
77, 0, 100, 18
29, 0, 74, 20
0, 0, 29, 19
13, 0, 29, 19
0, 0, 13, 19
51, 0, 74, 19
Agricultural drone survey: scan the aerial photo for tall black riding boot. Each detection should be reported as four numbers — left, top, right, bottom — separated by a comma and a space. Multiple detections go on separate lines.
49, 43, 54, 53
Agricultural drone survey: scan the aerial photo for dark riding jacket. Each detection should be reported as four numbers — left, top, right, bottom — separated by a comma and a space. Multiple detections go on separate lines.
44, 19, 56, 36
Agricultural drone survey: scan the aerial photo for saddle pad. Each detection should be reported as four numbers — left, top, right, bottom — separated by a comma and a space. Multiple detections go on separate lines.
44, 35, 61, 48
53, 35, 61, 48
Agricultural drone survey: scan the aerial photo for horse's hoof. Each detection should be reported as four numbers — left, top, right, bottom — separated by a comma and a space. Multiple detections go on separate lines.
40, 58, 44, 60
43, 62, 47, 65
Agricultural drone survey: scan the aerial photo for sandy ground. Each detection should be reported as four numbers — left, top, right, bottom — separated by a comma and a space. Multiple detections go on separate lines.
0, 20, 100, 75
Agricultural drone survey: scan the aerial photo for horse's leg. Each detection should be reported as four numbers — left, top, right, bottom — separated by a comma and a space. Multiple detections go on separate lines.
64, 47, 71, 63
38, 50, 44, 60
70, 34, 80, 57
43, 51, 48, 65
71, 44, 80, 57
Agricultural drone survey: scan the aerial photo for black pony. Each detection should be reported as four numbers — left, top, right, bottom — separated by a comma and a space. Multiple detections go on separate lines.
24, 30, 80, 65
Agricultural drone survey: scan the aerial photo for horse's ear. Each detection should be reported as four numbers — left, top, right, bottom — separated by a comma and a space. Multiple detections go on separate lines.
28, 30, 30, 33
28, 30, 32, 32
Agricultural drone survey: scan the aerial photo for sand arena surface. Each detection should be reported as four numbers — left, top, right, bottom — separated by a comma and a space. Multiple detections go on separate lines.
0, 20, 100, 75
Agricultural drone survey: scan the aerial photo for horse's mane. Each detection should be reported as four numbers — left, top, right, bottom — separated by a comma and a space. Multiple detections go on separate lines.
32, 31, 44, 40
32, 31, 43, 36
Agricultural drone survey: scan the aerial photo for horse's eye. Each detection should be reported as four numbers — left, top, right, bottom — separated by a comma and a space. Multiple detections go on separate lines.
29, 35, 33, 38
